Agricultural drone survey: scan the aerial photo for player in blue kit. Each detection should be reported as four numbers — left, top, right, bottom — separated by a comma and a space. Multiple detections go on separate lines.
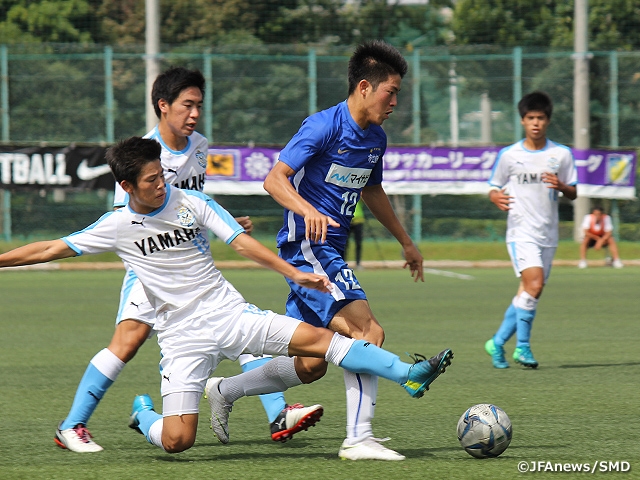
484, 91, 577, 369
54, 67, 317, 453
0, 136, 452, 455
263, 40, 453, 461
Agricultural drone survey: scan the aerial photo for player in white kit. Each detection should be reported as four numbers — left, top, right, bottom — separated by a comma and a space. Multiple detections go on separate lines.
484, 91, 577, 369
0, 136, 454, 454
54, 67, 317, 453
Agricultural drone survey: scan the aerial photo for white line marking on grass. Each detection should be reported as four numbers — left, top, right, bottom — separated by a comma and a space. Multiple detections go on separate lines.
423, 268, 475, 280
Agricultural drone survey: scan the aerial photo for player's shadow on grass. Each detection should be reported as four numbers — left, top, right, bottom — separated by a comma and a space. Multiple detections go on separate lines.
557, 361, 640, 369
154, 438, 464, 462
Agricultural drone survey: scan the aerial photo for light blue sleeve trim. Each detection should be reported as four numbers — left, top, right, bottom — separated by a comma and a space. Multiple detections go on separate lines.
488, 145, 510, 187
226, 230, 244, 244
183, 190, 244, 243
61, 237, 82, 256
61, 210, 117, 255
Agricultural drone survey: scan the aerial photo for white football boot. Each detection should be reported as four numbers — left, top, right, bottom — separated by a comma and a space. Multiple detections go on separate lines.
204, 377, 232, 444
338, 437, 405, 461
55, 422, 103, 453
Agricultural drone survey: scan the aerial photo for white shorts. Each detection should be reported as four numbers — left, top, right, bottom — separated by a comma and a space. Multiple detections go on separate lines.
158, 305, 301, 415
116, 269, 156, 333
507, 241, 556, 283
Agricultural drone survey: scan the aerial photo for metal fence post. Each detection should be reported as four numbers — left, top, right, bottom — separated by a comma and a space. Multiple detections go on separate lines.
512, 46, 522, 141
104, 46, 114, 143
2, 189, 10, 242
609, 50, 620, 241
204, 51, 213, 142
1, 45, 9, 142
412, 48, 422, 243
308, 48, 317, 115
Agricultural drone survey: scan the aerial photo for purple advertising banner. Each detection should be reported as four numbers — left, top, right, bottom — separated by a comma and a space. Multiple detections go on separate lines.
204, 146, 637, 199
2, 144, 632, 198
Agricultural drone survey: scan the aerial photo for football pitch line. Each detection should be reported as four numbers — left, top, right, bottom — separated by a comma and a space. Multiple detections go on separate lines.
423, 268, 475, 280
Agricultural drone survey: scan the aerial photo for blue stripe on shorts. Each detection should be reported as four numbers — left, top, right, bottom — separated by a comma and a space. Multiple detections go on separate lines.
280, 240, 367, 328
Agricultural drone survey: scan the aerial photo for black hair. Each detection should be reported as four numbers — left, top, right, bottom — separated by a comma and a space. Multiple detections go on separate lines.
151, 67, 205, 118
518, 91, 553, 119
106, 137, 162, 186
348, 40, 408, 95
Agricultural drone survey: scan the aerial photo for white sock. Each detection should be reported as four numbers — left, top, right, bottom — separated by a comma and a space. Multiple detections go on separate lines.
514, 291, 538, 311
343, 371, 375, 445
324, 333, 355, 366
91, 348, 126, 381
147, 419, 165, 450
219, 356, 301, 403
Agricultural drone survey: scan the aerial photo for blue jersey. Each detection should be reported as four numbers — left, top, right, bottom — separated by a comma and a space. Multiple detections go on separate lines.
275, 101, 385, 252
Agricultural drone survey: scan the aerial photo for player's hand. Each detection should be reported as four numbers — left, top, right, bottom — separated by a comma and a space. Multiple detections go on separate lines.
235, 216, 254, 235
402, 243, 424, 282
542, 172, 562, 190
489, 188, 513, 211
304, 209, 340, 244
292, 272, 332, 293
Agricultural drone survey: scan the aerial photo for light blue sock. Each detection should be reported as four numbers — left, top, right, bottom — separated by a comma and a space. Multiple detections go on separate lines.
494, 303, 517, 346
339, 340, 410, 384
60, 364, 113, 430
515, 308, 536, 348
241, 357, 287, 423
137, 409, 163, 442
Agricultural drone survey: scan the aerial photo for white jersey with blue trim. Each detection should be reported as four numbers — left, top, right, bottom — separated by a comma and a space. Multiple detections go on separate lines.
275, 101, 385, 252
113, 127, 209, 207
63, 185, 245, 331
488, 139, 578, 247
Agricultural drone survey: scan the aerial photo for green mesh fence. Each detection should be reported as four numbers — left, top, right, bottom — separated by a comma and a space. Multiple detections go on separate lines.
1, 44, 640, 242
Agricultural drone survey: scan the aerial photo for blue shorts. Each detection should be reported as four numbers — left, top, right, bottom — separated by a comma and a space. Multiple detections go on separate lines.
280, 240, 367, 328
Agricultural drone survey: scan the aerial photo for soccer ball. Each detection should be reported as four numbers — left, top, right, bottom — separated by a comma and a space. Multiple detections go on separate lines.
457, 403, 512, 458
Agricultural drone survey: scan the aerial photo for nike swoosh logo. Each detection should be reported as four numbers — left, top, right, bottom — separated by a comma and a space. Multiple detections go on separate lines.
77, 160, 111, 180
338, 148, 350, 154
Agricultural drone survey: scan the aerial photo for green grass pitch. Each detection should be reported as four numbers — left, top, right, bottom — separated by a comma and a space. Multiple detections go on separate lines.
0, 266, 638, 479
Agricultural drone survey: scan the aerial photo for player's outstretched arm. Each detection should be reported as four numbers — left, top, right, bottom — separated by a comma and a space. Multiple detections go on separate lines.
229, 233, 331, 293
0, 239, 76, 268
264, 161, 339, 243
361, 184, 424, 282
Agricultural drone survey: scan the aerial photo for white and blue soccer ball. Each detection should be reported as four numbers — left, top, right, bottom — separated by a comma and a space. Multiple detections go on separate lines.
457, 403, 512, 458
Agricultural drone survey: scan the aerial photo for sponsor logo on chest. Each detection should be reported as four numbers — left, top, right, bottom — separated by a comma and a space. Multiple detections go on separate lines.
325, 163, 372, 188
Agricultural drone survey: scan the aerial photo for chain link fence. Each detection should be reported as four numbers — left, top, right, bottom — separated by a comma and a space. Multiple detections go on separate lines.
1, 43, 639, 241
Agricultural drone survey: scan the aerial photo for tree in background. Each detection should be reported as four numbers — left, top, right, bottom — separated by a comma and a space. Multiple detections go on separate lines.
0, 0, 100, 43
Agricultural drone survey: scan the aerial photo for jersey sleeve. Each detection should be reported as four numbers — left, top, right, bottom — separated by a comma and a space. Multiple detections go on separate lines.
184, 190, 244, 244
278, 115, 331, 172
581, 214, 591, 230
603, 215, 613, 232
61, 211, 118, 256
488, 147, 510, 188
559, 149, 578, 186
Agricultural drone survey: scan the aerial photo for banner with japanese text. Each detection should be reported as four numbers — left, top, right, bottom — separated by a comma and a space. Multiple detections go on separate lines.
0, 144, 634, 200
204, 146, 637, 199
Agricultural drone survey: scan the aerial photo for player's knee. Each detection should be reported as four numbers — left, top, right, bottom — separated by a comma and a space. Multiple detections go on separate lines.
364, 322, 385, 347
527, 281, 544, 298
110, 321, 150, 362
162, 433, 195, 453
294, 357, 328, 383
